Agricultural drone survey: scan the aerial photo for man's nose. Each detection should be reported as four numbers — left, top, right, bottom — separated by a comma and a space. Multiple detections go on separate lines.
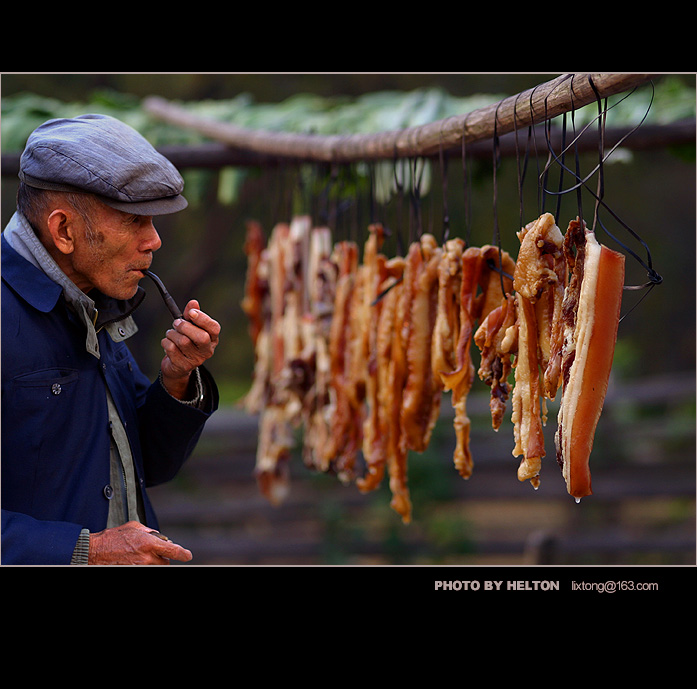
141, 219, 162, 252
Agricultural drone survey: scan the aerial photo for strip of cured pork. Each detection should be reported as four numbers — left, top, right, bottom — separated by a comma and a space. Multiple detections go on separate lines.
438, 246, 482, 478
439, 244, 514, 478
300, 226, 338, 473
241, 219, 266, 348
400, 234, 444, 455
473, 245, 516, 431
510, 291, 545, 488
324, 240, 362, 483
555, 218, 625, 500
383, 259, 411, 522
247, 220, 295, 504
241, 220, 270, 416
432, 238, 466, 386
357, 225, 390, 493
510, 213, 566, 488
474, 291, 517, 432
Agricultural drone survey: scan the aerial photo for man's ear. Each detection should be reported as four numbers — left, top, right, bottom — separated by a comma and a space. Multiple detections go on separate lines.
46, 208, 77, 255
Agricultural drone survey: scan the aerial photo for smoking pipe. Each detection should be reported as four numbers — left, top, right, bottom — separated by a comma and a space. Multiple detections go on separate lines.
143, 269, 184, 321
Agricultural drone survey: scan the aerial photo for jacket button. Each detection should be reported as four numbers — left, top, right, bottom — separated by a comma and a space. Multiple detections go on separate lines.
51, 383, 62, 395
103, 484, 114, 499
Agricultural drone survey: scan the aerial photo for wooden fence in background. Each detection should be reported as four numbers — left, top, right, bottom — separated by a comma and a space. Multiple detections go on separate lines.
148, 371, 695, 566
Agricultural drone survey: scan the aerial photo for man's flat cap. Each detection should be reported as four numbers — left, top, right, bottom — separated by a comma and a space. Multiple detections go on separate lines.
19, 113, 188, 216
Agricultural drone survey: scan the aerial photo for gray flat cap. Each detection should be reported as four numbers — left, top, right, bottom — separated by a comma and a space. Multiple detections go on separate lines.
19, 113, 188, 216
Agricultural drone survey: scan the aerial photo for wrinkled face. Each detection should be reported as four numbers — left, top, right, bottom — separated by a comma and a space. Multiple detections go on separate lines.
69, 204, 162, 299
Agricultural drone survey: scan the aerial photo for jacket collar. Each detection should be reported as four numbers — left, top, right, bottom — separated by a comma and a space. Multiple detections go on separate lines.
1, 233, 63, 314
2, 213, 145, 356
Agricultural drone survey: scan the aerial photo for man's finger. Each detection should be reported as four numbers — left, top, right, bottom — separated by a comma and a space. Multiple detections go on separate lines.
183, 306, 221, 341
172, 319, 214, 349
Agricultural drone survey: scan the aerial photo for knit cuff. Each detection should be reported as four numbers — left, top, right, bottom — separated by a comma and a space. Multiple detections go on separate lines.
159, 367, 204, 407
70, 528, 91, 565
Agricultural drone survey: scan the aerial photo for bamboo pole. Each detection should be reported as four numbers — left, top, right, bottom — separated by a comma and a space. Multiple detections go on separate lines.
143, 73, 657, 164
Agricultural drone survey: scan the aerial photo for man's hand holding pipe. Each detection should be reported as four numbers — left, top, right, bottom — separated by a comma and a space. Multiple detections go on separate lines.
160, 299, 221, 400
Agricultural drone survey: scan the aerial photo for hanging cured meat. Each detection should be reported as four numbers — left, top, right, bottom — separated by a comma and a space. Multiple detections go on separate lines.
555, 218, 625, 500
510, 290, 546, 488
400, 234, 444, 455
472, 245, 517, 432
474, 291, 517, 431
383, 258, 411, 522
323, 239, 362, 482
439, 244, 515, 478
512, 212, 568, 401
300, 226, 337, 473
241, 219, 266, 347
245, 220, 295, 504
241, 210, 626, 516
509, 213, 566, 488
357, 225, 391, 492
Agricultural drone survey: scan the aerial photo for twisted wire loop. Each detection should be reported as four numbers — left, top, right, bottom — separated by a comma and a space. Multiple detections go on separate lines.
461, 114, 473, 247
392, 144, 406, 257
512, 88, 534, 230
410, 156, 426, 246
262, 75, 662, 321
491, 99, 508, 297
534, 75, 663, 321
438, 118, 451, 245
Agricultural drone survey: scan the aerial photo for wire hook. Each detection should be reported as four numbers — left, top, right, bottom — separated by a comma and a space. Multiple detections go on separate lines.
492, 99, 507, 296
541, 76, 662, 318
438, 118, 451, 244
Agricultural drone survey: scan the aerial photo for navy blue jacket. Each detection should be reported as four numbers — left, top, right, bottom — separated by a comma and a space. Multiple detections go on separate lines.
1, 235, 219, 564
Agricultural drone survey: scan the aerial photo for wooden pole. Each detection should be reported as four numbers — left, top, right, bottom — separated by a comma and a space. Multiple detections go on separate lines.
143, 74, 657, 164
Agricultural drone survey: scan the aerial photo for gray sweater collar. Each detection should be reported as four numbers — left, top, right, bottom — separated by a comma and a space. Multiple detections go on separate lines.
4, 211, 141, 357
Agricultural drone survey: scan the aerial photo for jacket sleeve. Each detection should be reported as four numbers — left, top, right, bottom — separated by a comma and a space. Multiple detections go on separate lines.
135, 365, 219, 487
1, 510, 84, 565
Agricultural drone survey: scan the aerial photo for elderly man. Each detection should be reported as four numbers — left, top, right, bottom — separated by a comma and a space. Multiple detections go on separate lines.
2, 114, 220, 565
